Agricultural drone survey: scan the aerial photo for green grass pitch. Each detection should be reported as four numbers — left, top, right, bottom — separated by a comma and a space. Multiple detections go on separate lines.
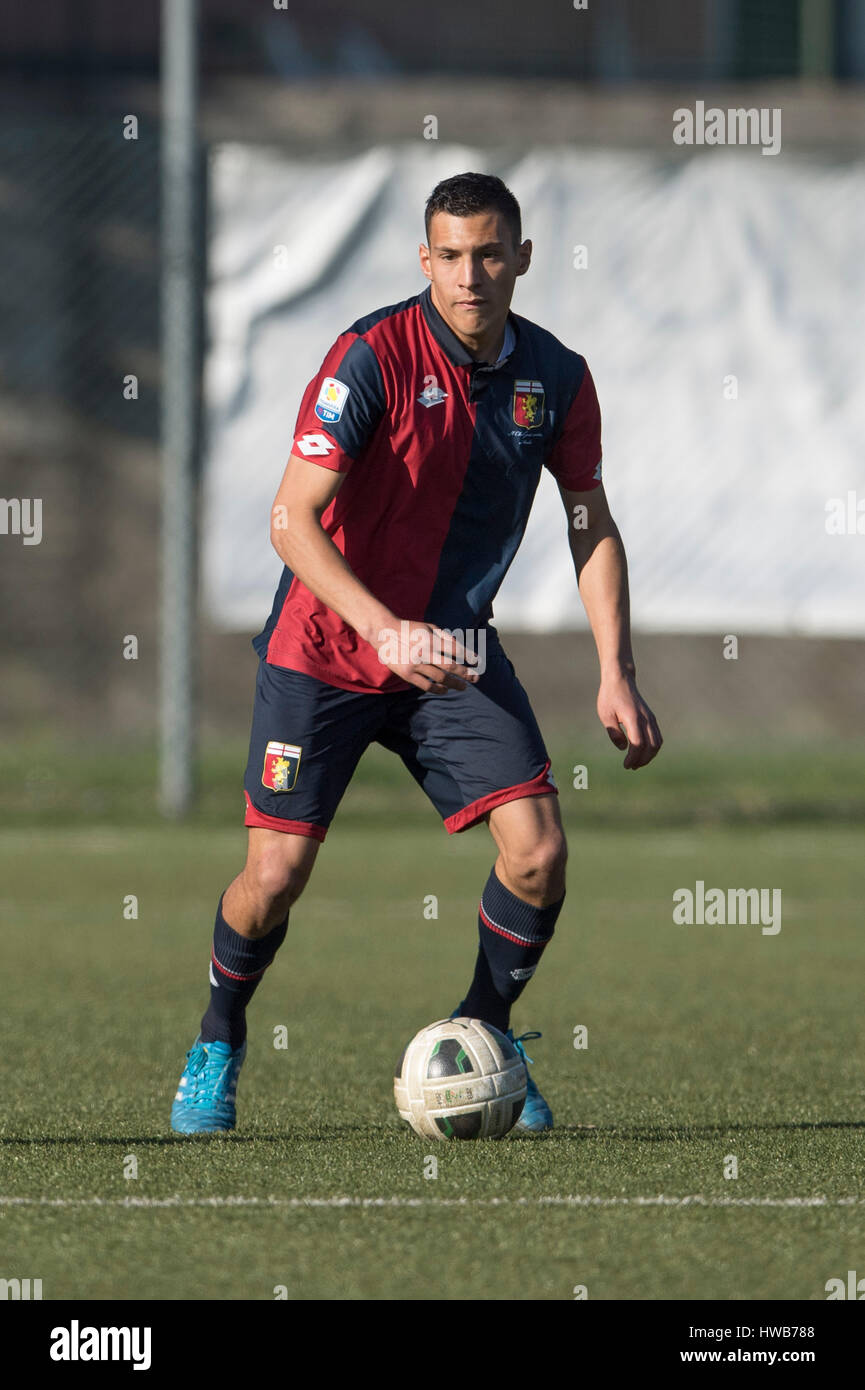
1, 742, 863, 1300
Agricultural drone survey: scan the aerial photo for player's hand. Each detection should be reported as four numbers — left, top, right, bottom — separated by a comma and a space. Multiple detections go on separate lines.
374, 621, 480, 694
597, 672, 662, 770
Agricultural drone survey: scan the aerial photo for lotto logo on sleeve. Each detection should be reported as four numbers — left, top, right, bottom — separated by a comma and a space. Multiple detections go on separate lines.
295, 432, 336, 457
315, 377, 350, 423
262, 741, 302, 793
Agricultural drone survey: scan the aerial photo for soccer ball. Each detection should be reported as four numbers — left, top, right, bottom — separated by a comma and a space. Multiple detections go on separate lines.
394, 1017, 527, 1140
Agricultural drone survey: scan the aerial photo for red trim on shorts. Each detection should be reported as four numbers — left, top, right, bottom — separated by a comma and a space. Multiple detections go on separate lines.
243, 791, 327, 841
443, 760, 558, 835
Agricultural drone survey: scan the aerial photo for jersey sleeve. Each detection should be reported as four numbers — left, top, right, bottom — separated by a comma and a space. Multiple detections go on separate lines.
545, 360, 603, 491
289, 332, 386, 473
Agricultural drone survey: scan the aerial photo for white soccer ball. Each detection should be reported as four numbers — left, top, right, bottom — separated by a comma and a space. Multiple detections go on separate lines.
394, 1017, 527, 1141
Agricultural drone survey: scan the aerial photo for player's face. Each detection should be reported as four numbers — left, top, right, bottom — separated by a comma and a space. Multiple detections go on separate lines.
420, 211, 531, 355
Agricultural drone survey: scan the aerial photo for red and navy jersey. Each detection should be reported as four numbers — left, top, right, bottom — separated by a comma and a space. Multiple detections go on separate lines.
255, 285, 602, 693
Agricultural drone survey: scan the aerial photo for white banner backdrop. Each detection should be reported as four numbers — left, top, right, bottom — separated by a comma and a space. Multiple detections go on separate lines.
203, 144, 864, 636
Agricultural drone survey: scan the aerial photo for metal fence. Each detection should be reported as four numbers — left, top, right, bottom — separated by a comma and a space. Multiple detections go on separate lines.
0, 116, 187, 740
1, 89, 862, 773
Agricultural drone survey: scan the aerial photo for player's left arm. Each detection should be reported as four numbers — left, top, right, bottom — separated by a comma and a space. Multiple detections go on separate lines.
559, 481, 663, 770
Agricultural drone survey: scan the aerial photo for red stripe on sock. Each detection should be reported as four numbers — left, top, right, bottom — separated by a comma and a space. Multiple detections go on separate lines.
211, 951, 267, 983
478, 902, 538, 946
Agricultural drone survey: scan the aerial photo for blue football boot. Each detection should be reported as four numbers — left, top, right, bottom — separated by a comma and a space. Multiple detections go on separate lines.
170, 1036, 246, 1134
508, 1030, 553, 1133
450, 1010, 553, 1134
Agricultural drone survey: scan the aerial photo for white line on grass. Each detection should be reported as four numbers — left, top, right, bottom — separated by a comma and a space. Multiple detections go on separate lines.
1, 1195, 863, 1210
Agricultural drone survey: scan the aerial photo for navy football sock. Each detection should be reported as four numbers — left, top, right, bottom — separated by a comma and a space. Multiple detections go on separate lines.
200, 894, 288, 1049
458, 867, 564, 1033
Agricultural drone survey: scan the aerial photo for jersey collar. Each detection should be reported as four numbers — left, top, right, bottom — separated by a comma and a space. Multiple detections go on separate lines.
420, 285, 518, 371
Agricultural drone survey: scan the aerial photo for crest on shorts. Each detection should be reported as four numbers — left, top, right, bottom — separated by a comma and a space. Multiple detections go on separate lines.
512, 379, 545, 429
262, 740, 302, 793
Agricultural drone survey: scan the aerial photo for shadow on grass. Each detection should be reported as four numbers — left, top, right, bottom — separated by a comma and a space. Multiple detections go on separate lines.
555, 1120, 865, 1139
2, 1119, 864, 1147
0, 1127, 394, 1146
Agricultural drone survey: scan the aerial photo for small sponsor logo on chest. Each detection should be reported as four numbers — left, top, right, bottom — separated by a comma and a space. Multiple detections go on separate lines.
417, 379, 448, 408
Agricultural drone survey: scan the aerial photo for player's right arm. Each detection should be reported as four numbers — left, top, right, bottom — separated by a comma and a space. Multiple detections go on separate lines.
270, 452, 477, 694
276, 331, 477, 693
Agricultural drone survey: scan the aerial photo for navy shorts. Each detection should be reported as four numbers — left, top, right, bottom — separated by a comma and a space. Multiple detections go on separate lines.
242, 635, 556, 841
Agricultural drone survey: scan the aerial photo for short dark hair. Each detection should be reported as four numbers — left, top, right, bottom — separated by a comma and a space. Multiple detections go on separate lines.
424, 172, 522, 248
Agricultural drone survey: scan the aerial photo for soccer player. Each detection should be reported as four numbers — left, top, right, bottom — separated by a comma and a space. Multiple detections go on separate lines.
171, 172, 662, 1135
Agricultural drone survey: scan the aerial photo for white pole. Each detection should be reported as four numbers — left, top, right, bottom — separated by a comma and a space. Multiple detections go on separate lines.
159, 0, 199, 817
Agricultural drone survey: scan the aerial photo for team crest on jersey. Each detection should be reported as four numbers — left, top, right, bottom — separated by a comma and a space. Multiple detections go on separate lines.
513, 379, 545, 429
315, 377, 350, 423
262, 740, 302, 793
